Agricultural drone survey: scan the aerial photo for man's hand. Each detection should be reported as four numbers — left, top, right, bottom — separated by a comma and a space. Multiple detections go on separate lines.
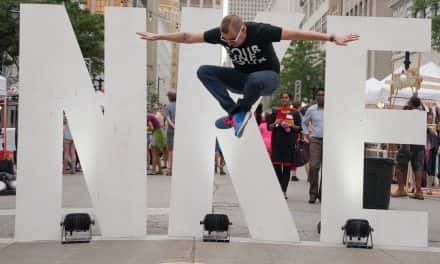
334, 33, 359, 46
303, 134, 310, 143
269, 119, 281, 129
136, 32, 161, 41
273, 119, 282, 126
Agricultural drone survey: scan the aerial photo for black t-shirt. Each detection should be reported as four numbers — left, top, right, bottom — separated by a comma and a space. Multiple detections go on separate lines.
203, 22, 282, 73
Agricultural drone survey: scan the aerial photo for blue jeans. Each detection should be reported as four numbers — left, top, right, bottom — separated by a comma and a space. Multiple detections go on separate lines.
197, 65, 280, 115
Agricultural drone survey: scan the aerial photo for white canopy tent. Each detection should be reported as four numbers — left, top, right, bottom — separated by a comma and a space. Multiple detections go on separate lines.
365, 78, 384, 105
0, 75, 6, 97
380, 62, 440, 106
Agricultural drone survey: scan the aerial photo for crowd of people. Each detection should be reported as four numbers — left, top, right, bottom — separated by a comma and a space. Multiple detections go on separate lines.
147, 91, 176, 176
392, 96, 440, 200
61, 90, 178, 177
62, 87, 440, 205
255, 93, 440, 203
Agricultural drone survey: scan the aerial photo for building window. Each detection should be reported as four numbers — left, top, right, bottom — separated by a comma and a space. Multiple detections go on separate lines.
95, 0, 108, 14
180, 0, 189, 7
314, 21, 320, 32
190, 0, 200, 7
318, 12, 327, 33
359, 2, 363, 16
364, 0, 368, 16
355, 5, 358, 16
350, 8, 353, 16
204, 0, 213, 8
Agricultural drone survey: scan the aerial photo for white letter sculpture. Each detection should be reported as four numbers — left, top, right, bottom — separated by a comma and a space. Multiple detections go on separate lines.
169, 7, 303, 242
322, 16, 430, 247
15, 5, 146, 241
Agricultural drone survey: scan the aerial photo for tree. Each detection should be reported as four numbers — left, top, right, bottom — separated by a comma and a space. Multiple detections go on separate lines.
432, 16, 440, 51
0, 0, 104, 76
275, 40, 324, 106
429, 0, 440, 16
408, 0, 440, 52
411, 0, 429, 18
61, 0, 104, 75
410, 0, 440, 17
0, 0, 20, 71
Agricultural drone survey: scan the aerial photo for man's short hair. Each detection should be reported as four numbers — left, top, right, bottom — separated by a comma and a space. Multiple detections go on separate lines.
280, 91, 291, 99
409, 96, 421, 108
293, 101, 302, 109
167, 90, 177, 102
220, 15, 243, 34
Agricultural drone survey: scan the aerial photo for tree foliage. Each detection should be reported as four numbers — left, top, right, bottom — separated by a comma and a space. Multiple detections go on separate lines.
275, 40, 324, 105
0, 0, 104, 75
409, 0, 440, 52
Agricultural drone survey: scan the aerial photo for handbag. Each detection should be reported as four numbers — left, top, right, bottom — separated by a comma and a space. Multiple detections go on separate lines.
294, 140, 310, 167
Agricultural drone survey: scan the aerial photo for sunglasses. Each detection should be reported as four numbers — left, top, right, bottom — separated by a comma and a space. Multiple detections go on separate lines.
220, 25, 244, 44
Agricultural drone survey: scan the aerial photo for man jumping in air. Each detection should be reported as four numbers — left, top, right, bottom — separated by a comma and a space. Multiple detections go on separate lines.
137, 15, 359, 137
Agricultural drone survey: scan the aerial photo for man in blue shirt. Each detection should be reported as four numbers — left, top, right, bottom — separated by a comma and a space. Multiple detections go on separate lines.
301, 90, 324, 203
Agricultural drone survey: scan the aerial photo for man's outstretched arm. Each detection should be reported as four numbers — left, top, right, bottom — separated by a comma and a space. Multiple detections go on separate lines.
281, 28, 359, 46
136, 31, 205, 44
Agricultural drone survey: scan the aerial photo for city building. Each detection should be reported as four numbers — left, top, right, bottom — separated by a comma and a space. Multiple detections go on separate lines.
389, 0, 440, 68
343, 1, 392, 80
86, 0, 146, 13
179, 0, 223, 8
300, 0, 328, 33
227, 0, 272, 21
301, 0, 392, 79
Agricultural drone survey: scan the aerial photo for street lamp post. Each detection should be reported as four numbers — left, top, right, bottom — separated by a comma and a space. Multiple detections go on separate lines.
93, 76, 104, 91
1, 52, 6, 76
157, 76, 164, 103
294, 80, 302, 102
9, 9, 19, 20
305, 74, 311, 100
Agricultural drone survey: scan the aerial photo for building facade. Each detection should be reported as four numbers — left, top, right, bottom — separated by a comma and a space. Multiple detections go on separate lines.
179, 0, 223, 8
300, 0, 328, 32
301, 0, 392, 79
87, 0, 128, 14
389, 0, 440, 68
228, 0, 272, 21
86, 0, 146, 13
344, 0, 393, 80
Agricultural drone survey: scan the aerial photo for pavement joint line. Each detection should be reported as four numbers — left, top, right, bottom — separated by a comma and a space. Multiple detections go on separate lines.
377, 248, 406, 264
190, 237, 196, 263
0, 241, 15, 253
88, 236, 440, 253
1, 235, 440, 253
